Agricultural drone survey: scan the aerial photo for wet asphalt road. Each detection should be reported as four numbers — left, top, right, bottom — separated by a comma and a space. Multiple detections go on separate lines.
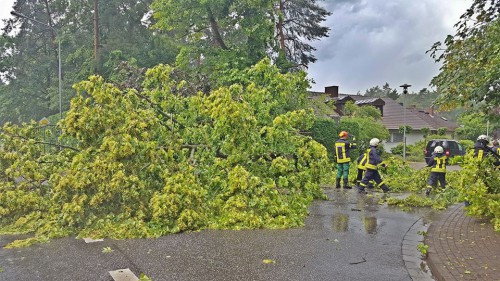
0, 188, 437, 281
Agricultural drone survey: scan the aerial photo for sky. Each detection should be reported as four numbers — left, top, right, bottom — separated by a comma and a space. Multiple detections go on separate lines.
309, 0, 471, 94
0, 0, 471, 95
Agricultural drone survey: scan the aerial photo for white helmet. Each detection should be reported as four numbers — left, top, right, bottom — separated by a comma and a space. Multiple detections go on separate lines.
477, 135, 490, 143
369, 138, 380, 147
434, 146, 444, 154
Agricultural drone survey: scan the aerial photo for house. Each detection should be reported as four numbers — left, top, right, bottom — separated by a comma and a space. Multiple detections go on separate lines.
378, 98, 457, 151
309, 86, 458, 151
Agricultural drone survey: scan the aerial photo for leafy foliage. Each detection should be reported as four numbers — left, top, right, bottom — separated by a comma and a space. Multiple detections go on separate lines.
0, 60, 329, 245
310, 118, 338, 162
455, 112, 497, 141
456, 153, 500, 230
1, 0, 177, 123
428, 1, 500, 116
383, 152, 499, 231
274, 0, 331, 67
437, 127, 447, 136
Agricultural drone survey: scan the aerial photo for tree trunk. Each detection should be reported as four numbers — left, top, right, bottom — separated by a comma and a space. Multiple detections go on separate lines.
277, 0, 286, 51
42, 0, 58, 78
206, 6, 228, 50
93, 0, 100, 73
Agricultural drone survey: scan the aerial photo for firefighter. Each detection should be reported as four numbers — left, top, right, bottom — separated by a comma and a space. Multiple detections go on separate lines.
474, 135, 490, 160
358, 138, 390, 194
425, 145, 448, 196
356, 149, 373, 189
466, 135, 497, 206
492, 139, 500, 156
335, 131, 357, 189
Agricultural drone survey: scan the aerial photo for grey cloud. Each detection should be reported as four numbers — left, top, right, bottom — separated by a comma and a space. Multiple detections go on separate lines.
309, 0, 462, 94
323, 0, 365, 12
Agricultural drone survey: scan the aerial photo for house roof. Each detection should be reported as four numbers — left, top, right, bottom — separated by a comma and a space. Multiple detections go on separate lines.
307, 90, 458, 132
355, 98, 385, 106
380, 98, 458, 131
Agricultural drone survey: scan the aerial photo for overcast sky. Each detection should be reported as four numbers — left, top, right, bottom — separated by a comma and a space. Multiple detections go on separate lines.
1, 0, 470, 94
309, 0, 470, 94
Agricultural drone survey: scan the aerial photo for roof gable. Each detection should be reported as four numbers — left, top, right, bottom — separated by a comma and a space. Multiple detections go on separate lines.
380, 98, 457, 131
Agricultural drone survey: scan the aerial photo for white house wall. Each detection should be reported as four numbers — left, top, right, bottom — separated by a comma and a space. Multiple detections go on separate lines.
384, 130, 453, 152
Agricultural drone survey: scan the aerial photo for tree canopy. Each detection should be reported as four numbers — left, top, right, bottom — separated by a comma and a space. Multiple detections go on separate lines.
1, 0, 331, 124
428, 0, 500, 119
0, 0, 177, 123
0, 59, 329, 245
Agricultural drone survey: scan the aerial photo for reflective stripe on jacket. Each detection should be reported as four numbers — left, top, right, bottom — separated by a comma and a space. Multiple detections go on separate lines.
357, 149, 370, 170
365, 146, 382, 170
428, 154, 447, 173
493, 146, 500, 157
474, 141, 487, 160
335, 139, 357, 163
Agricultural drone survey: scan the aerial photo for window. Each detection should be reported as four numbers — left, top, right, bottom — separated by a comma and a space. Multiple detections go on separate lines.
391, 132, 403, 143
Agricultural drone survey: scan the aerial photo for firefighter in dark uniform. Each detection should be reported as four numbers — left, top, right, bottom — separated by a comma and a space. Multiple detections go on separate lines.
356, 149, 373, 189
474, 134, 490, 160
491, 139, 500, 156
358, 138, 390, 194
425, 145, 448, 196
466, 135, 498, 206
335, 131, 357, 189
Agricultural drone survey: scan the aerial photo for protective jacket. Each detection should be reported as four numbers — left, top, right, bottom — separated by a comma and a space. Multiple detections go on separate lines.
335, 139, 357, 163
492, 145, 500, 156
473, 140, 488, 160
357, 149, 370, 170
427, 153, 448, 173
365, 146, 382, 170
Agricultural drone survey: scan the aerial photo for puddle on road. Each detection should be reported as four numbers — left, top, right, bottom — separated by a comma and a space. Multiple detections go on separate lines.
332, 214, 349, 232
308, 188, 443, 237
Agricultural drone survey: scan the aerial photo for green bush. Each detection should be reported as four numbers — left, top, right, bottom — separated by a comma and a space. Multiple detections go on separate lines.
437, 127, 447, 135
310, 118, 339, 162
391, 144, 403, 155
459, 139, 475, 151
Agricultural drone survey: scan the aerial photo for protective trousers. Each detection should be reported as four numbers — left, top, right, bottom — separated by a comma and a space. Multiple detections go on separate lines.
427, 172, 446, 188
336, 163, 350, 188
359, 169, 389, 192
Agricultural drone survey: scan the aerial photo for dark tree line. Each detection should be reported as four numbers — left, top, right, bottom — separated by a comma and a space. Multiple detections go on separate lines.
0, 0, 331, 123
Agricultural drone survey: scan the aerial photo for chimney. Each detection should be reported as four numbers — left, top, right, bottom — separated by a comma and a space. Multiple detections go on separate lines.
325, 86, 339, 98
429, 106, 434, 116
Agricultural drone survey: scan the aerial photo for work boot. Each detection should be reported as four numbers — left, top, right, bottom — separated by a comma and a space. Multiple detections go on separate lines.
425, 188, 431, 197
358, 184, 367, 194
343, 178, 352, 189
380, 184, 390, 193
335, 178, 341, 189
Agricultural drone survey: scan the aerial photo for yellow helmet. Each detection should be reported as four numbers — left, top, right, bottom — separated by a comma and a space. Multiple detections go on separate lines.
339, 131, 349, 138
